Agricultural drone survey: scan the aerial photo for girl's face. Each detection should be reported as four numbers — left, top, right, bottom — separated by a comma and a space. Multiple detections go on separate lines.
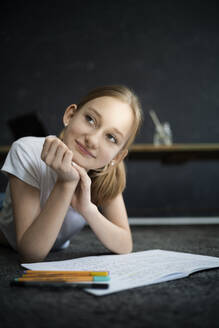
62, 96, 134, 171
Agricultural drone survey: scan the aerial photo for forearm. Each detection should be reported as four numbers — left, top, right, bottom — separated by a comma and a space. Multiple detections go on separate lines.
82, 205, 133, 254
18, 181, 76, 262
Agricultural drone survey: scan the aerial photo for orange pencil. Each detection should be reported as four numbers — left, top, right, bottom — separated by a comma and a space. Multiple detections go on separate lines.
17, 276, 110, 282
21, 275, 94, 281
18, 277, 93, 282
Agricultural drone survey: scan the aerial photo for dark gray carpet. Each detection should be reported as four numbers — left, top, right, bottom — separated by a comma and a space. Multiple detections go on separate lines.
1, 225, 219, 328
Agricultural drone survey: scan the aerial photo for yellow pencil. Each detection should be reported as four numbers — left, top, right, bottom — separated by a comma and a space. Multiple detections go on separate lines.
23, 270, 109, 276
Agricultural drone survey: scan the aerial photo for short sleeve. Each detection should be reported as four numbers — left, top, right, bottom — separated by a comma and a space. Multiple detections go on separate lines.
1, 137, 42, 189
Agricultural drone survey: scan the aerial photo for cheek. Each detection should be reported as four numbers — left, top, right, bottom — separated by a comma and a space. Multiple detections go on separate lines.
97, 148, 116, 166
68, 122, 84, 136
63, 124, 80, 147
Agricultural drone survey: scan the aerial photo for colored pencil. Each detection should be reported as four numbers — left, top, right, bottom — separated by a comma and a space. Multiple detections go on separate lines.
10, 280, 109, 289
16, 276, 110, 282
23, 270, 109, 276
22, 274, 110, 280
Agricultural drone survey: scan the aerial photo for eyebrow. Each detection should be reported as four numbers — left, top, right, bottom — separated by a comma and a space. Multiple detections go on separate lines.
87, 107, 125, 138
88, 107, 102, 119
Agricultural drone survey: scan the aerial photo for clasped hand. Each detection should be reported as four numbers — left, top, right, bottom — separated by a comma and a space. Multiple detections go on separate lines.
41, 136, 93, 215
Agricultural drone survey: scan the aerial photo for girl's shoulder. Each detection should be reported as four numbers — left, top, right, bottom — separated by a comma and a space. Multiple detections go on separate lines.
12, 136, 46, 150
11, 135, 57, 159
2, 136, 49, 190
7, 136, 46, 166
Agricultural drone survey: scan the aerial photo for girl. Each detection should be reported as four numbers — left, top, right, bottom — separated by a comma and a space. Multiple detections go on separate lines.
0, 85, 143, 262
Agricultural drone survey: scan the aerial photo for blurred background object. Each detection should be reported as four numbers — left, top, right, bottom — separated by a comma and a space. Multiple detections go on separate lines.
7, 112, 48, 140
149, 110, 173, 146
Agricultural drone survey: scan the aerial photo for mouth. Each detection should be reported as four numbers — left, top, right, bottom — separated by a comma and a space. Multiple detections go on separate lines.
75, 140, 96, 158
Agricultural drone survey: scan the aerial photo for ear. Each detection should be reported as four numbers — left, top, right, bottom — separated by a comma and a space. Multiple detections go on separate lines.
63, 104, 77, 126
113, 149, 128, 165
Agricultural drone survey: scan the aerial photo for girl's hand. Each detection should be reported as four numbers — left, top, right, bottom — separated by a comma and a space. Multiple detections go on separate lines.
41, 136, 80, 184
70, 163, 96, 216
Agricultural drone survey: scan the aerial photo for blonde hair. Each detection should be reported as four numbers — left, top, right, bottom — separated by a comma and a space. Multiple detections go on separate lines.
64, 85, 143, 206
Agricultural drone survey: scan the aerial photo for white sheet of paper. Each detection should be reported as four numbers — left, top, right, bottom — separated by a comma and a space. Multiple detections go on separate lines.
21, 250, 219, 296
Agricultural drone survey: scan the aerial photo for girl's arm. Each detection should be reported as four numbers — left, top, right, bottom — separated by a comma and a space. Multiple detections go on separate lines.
10, 136, 79, 263
10, 176, 76, 263
86, 194, 133, 254
71, 165, 133, 254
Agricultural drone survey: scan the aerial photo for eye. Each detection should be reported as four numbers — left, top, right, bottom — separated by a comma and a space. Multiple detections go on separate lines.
107, 134, 118, 144
85, 114, 95, 126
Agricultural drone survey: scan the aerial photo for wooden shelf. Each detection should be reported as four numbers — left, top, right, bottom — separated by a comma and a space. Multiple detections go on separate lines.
130, 143, 219, 152
128, 143, 219, 162
1, 143, 219, 162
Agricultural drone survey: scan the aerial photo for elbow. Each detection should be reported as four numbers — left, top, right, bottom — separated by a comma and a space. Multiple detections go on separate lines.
17, 244, 48, 263
115, 239, 133, 255
122, 234, 133, 254
114, 229, 133, 254
19, 254, 46, 264
127, 243, 133, 254
17, 237, 49, 263
18, 251, 47, 263
119, 244, 133, 255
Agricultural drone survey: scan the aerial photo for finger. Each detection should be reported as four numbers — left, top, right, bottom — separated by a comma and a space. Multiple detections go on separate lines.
41, 137, 51, 160
52, 143, 68, 169
63, 151, 79, 179
44, 138, 61, 165
63, 148, 74, 166
45, 140, 58, 165
41, 136, 57, 160
73, 164, 91, 188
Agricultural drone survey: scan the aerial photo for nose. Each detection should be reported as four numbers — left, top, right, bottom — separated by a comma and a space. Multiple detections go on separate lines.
84, 131, 99, 149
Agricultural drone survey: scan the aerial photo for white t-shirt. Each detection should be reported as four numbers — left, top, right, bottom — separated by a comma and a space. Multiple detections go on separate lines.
0, 136, 85, 251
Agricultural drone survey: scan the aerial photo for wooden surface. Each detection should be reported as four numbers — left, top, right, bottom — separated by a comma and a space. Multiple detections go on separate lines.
1, 144, 219, 162
128, 143, 219, 162
129, 144, 219, 162
130, 143, 219, 152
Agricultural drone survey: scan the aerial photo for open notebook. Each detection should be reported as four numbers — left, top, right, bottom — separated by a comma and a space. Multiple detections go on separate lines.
22, 249, 219, 296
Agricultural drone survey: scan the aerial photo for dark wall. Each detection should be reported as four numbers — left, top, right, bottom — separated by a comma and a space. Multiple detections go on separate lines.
1, 0, 219, 216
